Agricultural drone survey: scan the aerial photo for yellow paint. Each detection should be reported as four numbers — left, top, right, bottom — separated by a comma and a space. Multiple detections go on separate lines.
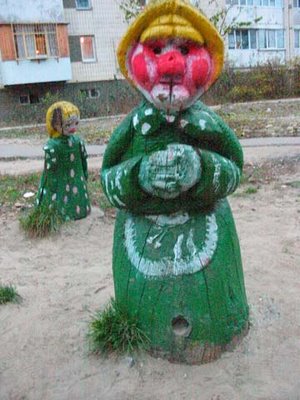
117, 0, 224, 90
46, 101, 80, 138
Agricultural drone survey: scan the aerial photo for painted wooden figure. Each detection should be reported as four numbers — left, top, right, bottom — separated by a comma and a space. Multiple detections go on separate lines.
37, 101, 91, 220
101, 0, 249, 363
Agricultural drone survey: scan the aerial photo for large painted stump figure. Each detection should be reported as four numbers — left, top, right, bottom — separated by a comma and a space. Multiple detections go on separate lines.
101, 0, 249, 363
37, 101, 91, 220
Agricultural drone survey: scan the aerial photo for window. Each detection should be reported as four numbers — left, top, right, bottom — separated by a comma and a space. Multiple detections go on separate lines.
227, 0, 281, 5
258, 29, 285, 49
19, 94, 40, 105
76, 0, 91, 9
228, 30, 257, 49
80, 88, 100, 98
13, 24, 58, 60
293, 0, 300, 7
80, 36, 96, 62
295, 30, 300, 48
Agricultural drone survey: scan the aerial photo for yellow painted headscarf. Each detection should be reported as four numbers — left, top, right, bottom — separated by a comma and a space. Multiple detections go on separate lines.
46, 101, 80, 138
117, 0, 224, 89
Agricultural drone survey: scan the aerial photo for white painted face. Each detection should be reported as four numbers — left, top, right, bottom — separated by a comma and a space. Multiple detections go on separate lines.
62, 115, 79, 136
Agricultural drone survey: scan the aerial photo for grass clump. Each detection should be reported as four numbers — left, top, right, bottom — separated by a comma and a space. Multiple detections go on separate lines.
0, 285, 21, 305
88, 299, 149, 355
20, 204, 64, 238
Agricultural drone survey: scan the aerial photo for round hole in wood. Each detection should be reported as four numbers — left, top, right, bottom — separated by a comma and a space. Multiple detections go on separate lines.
172, 316, 192, 337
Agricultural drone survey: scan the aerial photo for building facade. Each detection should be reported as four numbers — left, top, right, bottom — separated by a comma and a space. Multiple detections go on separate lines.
1, 0, 300, 124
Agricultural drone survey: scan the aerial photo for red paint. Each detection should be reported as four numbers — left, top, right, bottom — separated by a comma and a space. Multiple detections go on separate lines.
129, 39, 213, 109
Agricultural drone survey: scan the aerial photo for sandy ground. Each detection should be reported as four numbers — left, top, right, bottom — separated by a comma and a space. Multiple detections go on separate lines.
1, 156, 300, 400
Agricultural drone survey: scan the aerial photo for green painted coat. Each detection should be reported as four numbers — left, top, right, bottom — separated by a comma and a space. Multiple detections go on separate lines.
101, 100, 249, 354
37, 135, 91, 220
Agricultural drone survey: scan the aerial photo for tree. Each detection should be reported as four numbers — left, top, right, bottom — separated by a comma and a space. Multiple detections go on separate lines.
117, 0, 262, 38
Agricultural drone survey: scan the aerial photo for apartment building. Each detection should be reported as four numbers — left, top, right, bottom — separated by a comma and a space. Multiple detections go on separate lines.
0, 0, 72, 120
1, 0, 300, 124
225, 0, 300, 66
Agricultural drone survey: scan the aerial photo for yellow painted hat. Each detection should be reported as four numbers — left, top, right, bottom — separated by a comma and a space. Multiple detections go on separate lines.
46, 101, 80, 138
117, 0, 224, 89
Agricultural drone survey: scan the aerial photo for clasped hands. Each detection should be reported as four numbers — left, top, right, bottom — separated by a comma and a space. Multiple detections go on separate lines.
139, 144, 201, 199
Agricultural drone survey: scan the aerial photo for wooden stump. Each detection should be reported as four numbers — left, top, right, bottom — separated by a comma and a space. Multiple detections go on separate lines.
113, 199, 249, 364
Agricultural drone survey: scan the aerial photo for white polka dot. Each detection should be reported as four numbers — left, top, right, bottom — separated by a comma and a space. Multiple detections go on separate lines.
52, 158, 56, 163
36, 199, 39, 205
180, 119, 189, 128
80, 176, 84, 182
199, 119, 207, 130
70, 169, 75, 178
142, 123, 151, 135
83, 184, 86, 190
51, 193, 57, 201
73, 186, 78, 194
85, 193, 88, 199
47, 163, 50, 170
43, 146, 49, 151
43, 189, 47, 195
70, 153, 75, 162
68, 139, 73, 147
50, 149, 55, 154
133, 114, 139, 128
66, 184, 70, 192
166, 115, 175, 123
64, 196, 68, 204
145, 108, 153, 116
76, 206, 80, 214
46, 154, 50, 159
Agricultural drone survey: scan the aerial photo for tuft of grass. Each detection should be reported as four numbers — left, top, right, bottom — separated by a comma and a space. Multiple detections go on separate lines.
244, 186, 258, 195
0, 285, 21, 305
20, 203, 64, 238
88, 299, 149, 355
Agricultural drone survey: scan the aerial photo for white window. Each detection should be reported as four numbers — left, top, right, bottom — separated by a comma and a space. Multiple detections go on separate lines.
227, 0, 281, 5
76, 0, 91, 9
295, 30, 300, 48
13, 24, 58, 60
228, 30, 257, 49
258, 29, 285, 49
80, 36, 96, 62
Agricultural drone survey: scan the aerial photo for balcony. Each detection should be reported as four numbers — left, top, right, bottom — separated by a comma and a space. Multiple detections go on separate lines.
0, 57, 72, 85
0, 23, 72, 85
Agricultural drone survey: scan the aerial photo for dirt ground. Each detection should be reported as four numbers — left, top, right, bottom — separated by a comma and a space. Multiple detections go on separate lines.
1, 154, 300, 400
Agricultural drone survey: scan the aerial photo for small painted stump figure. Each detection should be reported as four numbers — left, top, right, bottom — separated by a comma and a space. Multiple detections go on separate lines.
37, 101, 91, 220
101, 0, 249, 363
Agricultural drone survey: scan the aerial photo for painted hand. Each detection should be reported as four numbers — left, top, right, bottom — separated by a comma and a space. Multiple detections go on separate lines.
139, 144, 201, 199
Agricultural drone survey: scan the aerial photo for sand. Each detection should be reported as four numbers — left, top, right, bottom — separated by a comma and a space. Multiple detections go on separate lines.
1, 159, 300, 400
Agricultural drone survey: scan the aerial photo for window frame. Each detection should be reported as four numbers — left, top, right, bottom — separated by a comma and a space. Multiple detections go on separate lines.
228, 29, 257, 50
13, 24, 59, 60
226, 0, 282, 6
80, 35, 96, 62
258, 29, 285, 50
75, 0, 92, 10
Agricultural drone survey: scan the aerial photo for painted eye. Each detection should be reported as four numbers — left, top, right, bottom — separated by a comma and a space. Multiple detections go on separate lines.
153, 46, 162, 55
75, 121, 79, 125
179, 46, 189, 55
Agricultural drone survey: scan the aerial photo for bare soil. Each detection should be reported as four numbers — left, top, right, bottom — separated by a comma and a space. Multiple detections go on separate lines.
0, 153, 300, 400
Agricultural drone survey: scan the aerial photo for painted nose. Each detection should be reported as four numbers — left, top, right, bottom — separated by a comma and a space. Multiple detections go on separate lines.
157, 51, 185, 81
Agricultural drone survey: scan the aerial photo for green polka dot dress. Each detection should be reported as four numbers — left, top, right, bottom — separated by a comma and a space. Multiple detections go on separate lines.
37, 135, 91, 220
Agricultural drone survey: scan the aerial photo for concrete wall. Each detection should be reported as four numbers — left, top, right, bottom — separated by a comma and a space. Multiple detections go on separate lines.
0, 0, 64, 23
64, 0, 128, 82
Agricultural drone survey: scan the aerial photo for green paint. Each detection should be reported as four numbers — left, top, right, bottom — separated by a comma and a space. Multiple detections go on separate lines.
37, 135, 90, 220
101, 100, 249, 362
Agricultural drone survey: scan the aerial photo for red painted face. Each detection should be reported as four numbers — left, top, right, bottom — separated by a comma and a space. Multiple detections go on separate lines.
128, 38, 213, 111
